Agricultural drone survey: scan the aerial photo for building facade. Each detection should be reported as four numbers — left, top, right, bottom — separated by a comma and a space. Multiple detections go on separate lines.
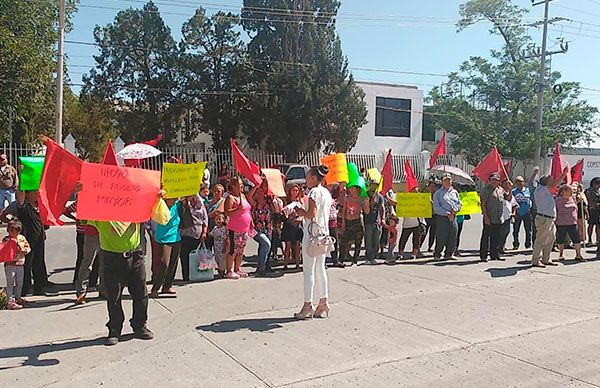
350, 81, 424, 155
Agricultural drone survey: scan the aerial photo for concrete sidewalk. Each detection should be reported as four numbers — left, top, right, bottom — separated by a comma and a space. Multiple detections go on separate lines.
2, 221, 600, 387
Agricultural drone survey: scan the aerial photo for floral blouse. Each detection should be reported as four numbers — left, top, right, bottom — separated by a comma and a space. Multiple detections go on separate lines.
252, 199, 274, 236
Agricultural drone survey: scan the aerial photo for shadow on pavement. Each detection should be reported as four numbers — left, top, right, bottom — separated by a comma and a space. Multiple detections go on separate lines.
0, 336, 109, 370
197, 317, 297, 333
486, 266, 531, 278
20, 298, 75, 309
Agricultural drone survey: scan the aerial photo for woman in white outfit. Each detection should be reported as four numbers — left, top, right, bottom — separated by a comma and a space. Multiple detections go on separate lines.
294, 165, 332, 319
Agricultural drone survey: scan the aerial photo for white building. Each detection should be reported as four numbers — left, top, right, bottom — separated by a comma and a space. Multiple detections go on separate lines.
350, 81, 424, 155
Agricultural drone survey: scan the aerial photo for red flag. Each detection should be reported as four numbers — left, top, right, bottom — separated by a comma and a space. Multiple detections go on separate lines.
143, 133, 162, 147
0, 238, 18, 263
429, 130, 446, 168
550, 142, 563, 182
404, 159, 418, 192
230, 139, 263, 186
38, 139, 83, 226
101, 141, 118, 166
571, 159, 584, 183
472, 146, 503, 183
501, 160, 511, 181
381, 149, 393, 193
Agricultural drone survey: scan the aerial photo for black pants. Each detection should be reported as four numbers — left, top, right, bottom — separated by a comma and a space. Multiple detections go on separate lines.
74, 232, 99, 286
424, 217, 436, 249
329, 227, 339, 263
480, 223, 502, 260
23, 236, 47, 295
152, 242, 181, 290
102, 249, 148, 333
180, 236, 200, 282
456, 222, 464, 252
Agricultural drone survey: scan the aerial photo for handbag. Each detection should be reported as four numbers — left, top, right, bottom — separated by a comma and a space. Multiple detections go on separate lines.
189, 243, 216, 282
306, 221, 336, 257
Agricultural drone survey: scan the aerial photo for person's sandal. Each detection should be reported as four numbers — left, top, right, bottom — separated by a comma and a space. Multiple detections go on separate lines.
314, 303, 330, 319
293, 305, 314, 320
575, 256, 587, 261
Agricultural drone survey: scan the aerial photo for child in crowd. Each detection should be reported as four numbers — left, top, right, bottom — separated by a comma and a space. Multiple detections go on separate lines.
210, 211, 228, 278
2, 221, 31, 310
384, 216, 399, 264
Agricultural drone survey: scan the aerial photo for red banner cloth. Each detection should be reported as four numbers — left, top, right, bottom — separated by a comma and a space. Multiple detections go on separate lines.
429, 130, 446, 168
38, 139, 83, 226
230, 139, 263, 186
0, 238, 18, 263
381, 149, 393, 194
102, 141, 119, 166
571, 159, 584, 183
404, 159, 419, 192
472, 146, 503, 184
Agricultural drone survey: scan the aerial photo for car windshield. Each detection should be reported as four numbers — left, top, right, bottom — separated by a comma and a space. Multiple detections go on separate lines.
287, 167, 305, 180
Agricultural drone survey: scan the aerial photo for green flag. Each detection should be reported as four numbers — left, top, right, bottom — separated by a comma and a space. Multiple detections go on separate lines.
19, 156, 45, 191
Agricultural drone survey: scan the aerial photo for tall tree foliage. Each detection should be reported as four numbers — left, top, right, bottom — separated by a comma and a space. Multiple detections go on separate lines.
427, 0, 598, 164
180, 9, 248, 148
83, 1, 180, 144
0, 0, 78, 143
241, 0, 367, 160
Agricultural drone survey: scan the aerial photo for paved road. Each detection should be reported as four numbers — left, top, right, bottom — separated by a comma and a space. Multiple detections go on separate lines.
2, 215, 600, 387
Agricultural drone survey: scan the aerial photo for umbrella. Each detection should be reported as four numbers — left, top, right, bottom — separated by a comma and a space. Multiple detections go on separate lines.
430, 165, 475, 186
117, 143, 162, 160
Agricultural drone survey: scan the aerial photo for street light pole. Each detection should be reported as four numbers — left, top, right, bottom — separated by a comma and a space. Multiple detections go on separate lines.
55, 0, 65, 145
533, 0, 550, 168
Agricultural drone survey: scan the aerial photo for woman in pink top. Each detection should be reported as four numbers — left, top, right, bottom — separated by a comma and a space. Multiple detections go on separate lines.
224, 177, 253, 279
555, 184, 585, 261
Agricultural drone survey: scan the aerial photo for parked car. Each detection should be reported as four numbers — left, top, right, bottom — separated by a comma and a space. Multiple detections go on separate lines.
273, 163, 309, 190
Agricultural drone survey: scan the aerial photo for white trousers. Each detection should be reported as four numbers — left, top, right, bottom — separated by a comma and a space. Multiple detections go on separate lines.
302, 242, 329, 303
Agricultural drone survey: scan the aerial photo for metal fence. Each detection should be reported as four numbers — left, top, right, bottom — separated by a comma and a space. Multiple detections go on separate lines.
1, 142, 476, 185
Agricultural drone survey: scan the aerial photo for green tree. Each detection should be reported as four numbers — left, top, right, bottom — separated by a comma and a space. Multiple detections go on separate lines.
180, 8, 248, 148
0, 0, 78, 143
427, 0, 598, 164
83, 1, 181, 144
63, 90, 117, 162
241, 0, 367, 160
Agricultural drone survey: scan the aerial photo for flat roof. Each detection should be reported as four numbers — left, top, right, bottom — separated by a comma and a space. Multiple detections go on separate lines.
356, 80, 419, 90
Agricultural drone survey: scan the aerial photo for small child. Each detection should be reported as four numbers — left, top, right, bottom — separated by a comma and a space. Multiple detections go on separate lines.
210, 212, 228, 278
2, 221, 31, 310
384, 216, 399, 264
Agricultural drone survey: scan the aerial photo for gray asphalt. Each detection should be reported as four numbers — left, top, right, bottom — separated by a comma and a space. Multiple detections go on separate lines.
3, 215, 600, 387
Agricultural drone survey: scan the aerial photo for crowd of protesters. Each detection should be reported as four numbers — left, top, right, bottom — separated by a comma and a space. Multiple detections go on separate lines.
2, 150, 600, 345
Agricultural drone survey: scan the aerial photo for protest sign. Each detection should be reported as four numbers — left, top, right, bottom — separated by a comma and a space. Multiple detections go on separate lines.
320, 153, 348, 184
19, 156, 45, 191
262, 168, 286, 197
161, 162, 206, 199
457, 191, 481, 216
395, 193, 432, 218
78, 162, 161, 222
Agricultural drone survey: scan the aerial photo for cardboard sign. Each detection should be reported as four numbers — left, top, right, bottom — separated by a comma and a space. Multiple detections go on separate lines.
457, 191, 481, 216
78, 162, 161, 222
395, 193, 432, 218
262, 168, 286, 197
19, 156, 45, 191
321, 153, 348, 184
161, 162, 206, 199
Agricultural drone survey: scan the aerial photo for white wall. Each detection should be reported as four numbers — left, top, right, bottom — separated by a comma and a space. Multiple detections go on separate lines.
351, 82, 423, 155
558, 154, 600, 185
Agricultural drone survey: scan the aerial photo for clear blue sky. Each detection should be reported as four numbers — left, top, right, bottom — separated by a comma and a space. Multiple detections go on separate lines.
66, 0, 600, 126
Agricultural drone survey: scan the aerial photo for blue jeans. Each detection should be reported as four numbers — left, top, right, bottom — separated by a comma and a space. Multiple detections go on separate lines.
0, 187, 15, 210
364, 224, 382, 261
513, 213, 532, 248
254, 232, 272, 272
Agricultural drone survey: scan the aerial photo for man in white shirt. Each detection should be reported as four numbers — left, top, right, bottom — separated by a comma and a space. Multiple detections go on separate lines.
499, 180, 518, 254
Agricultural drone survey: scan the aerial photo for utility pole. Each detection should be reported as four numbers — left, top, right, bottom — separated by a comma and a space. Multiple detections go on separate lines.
532, 0, 550, 168
55, 0, 65, 145
528, 0, 569, 168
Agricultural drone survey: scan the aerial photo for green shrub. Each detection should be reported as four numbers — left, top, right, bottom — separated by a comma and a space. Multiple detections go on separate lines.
0, 288, 7, 310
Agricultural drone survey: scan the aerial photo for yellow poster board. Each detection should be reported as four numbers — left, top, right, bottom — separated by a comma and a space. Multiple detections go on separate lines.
457, 191, 481, 216
161, 162, 206, 199
321, 153, 348, 184
395, 193, 432, 218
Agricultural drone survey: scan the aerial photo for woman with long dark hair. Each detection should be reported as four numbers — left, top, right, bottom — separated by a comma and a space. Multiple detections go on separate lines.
293, 166, 333, 320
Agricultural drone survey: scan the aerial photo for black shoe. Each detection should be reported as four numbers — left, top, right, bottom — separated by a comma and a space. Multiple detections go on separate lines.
480, 258, 488, 262
44, 287, 59, 297
254, 270, 267, 278
106, 330, 121, 346
134, 326, 154, 340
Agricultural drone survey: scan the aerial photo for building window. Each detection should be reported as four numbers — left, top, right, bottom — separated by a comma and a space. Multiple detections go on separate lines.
375, 97, 412, 137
